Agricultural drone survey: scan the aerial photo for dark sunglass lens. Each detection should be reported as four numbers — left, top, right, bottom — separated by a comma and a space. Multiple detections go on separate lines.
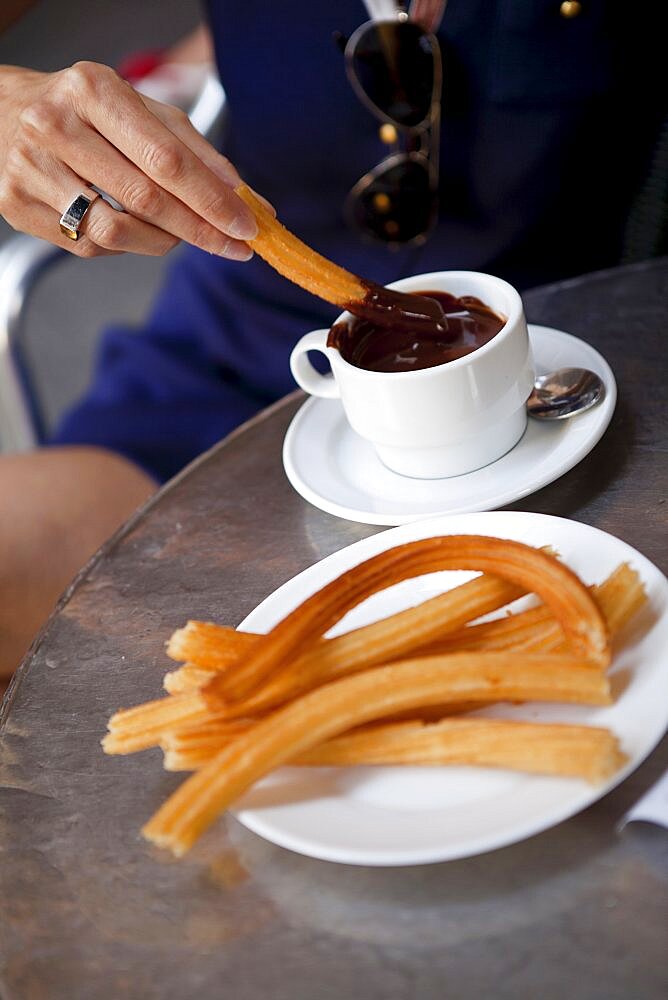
350, 159, 436, 243
350, 22, 435, 127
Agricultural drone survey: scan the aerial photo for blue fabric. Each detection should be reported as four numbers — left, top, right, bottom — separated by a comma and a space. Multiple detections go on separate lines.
51, 0, 663, 482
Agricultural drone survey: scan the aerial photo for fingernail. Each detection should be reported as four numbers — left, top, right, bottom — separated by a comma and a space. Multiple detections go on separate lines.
217, 241, 253, 261
228, 212, 258, 240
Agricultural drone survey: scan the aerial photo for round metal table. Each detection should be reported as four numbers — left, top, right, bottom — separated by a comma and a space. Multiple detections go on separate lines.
1, 260, 667, 1000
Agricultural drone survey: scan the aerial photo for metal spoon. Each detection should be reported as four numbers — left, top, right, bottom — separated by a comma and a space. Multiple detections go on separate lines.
526, 367, 605, 420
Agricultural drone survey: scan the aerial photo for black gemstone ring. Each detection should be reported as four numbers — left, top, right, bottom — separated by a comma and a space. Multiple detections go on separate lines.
59, 188, 100, 241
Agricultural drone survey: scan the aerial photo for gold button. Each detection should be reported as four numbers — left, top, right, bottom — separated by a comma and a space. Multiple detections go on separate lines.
379, 123, 398, 144
560, 1, 582, 17
372, 192, 392, 214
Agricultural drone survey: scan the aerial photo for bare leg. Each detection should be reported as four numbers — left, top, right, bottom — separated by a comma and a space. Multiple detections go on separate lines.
0, 446, 156, 681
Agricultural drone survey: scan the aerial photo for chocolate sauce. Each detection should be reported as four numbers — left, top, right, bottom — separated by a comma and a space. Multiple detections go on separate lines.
329, 290, 505, 373
350, 280, 449, 338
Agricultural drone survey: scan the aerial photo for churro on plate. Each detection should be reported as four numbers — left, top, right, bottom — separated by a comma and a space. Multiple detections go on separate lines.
102, 535, 647, 857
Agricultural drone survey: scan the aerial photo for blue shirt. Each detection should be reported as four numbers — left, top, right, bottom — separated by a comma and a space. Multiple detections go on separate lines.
52, 0, 662, 481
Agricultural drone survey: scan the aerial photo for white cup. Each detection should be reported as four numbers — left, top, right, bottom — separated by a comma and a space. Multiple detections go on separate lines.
290, 270, 535, 479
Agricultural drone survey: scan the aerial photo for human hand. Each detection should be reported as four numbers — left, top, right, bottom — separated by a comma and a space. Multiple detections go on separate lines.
0, 62, 259, 259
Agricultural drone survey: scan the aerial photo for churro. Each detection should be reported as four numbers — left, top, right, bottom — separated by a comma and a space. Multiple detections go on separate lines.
101, 537, 647, 859
162, 564, 641, 707
161, 717, 625, 782
166, 622, 254, 670
164, 570, 526, 702
107, 560, 637, 755
419, 563, 645, 657
142, 652, 611, 855
104, 692, 210, 754
163, 664, 217, 695
300, 718, 626, 782
236, 184, 448, 335
203, 536, 609, 704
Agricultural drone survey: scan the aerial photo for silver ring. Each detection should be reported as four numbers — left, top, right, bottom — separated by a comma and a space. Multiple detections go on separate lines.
59, 187, 100, 241
90, 184, 125, 213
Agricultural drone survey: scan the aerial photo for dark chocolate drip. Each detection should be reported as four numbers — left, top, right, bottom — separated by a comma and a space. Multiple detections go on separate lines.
328, 290, 505, 373
345, 280, 450, 339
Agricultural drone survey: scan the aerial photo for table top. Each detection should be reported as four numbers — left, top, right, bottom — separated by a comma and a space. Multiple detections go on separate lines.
1, 259, 667, 1000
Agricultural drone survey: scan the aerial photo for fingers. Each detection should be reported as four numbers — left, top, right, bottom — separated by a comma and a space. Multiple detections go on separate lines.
144, 96, 276, 217
145, 96, 243, 188
4, 200, 120, 259
80, 195, 179, 257
65, 63, 259, 241
56, 122, 253, 260
1, 145, 177, 257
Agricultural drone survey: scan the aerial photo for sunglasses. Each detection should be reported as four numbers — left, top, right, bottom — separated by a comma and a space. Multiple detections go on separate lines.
339, 16, 442, 245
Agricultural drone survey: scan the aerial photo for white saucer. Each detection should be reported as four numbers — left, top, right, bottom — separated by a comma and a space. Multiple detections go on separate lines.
282, 326, 616, 525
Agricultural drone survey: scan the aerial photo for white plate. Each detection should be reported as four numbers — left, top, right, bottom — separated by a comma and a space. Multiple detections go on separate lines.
282, 326, 616, 525
233, 511, 668, 866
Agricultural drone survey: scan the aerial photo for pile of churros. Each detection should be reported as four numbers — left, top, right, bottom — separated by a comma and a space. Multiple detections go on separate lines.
102, 534, 647, 857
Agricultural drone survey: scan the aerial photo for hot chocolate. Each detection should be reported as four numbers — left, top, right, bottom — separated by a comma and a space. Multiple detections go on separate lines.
328, 290, 505, 373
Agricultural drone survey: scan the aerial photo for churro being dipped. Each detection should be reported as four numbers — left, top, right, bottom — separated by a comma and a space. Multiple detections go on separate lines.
236, 184, 449, 338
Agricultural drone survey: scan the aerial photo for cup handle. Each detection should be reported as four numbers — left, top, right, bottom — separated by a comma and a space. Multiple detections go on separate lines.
290, 330, 340, 399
